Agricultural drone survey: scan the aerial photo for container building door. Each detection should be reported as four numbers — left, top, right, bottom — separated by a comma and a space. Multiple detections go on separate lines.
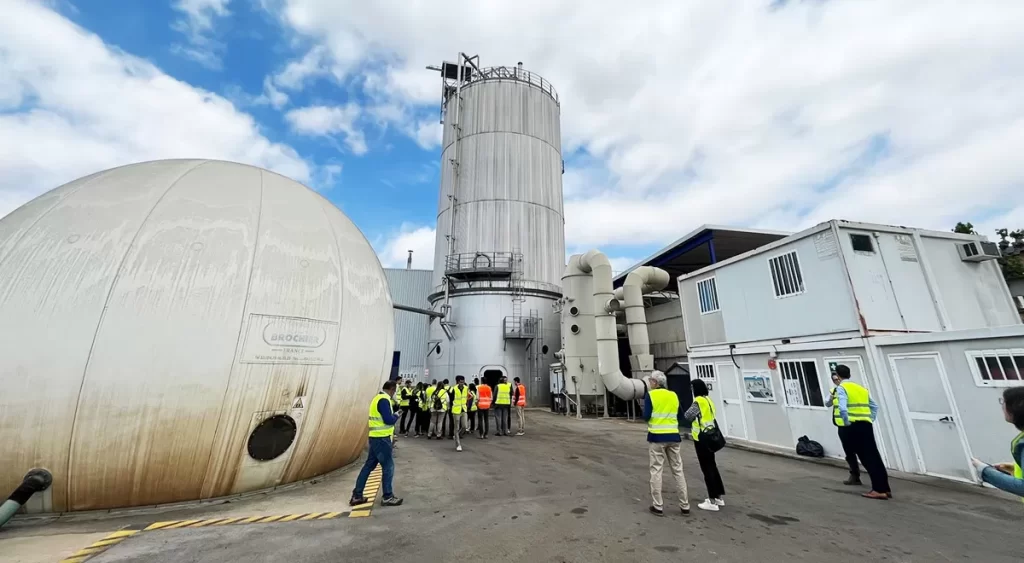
714, 362, 748, 440
888, 353, 975, 482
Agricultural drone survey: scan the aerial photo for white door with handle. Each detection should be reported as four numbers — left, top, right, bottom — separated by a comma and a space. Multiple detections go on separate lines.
715, 362, 748, 440
889, 353, 975, 482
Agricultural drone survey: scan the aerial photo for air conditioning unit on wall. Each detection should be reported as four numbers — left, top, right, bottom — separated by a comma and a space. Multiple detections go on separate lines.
957, 240, 1001, 262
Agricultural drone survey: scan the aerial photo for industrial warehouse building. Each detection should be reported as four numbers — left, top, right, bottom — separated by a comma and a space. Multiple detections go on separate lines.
676, 219, 1024, 484
385, 267, 433, 382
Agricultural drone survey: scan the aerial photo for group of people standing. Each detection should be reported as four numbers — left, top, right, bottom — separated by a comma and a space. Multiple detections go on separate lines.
644, 364, 903, 517
393, 375, 528, 451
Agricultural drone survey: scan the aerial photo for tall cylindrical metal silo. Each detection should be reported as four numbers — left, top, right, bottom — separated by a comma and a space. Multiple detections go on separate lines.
426, 57, 564, 405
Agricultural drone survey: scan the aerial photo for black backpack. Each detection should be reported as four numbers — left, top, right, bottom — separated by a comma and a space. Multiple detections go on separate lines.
432, 390, 443, 410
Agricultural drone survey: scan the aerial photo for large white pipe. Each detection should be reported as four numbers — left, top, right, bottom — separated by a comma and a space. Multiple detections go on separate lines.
617, 266, 670, 358
578, 250, 647, 400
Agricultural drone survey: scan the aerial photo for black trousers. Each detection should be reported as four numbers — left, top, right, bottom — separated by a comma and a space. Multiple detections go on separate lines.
416, 409, 430, 435
847, 422, 890, 493
399, 406, 412, 434
694, 439, 726, 500
468, 411, 477, 432
478, 409, 490, 436
836, 425, 860, 477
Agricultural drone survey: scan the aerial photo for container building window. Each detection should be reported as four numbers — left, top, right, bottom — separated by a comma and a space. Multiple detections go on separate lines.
693, 363, 716, 382
966, 349, 1024, 387
850, 234, 874, 253
696, 277, 720, 314
768, 250, 805, 298
779, 360, 825, 407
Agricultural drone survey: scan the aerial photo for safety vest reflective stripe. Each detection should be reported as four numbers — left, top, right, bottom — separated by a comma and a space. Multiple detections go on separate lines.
452, 386, 468, 415
648, 389, 680, 435
833, 382, 872, 427
496, 383, 512, 405
399, 388, 410, 407
477, 386, 492, 409
470, 392, 478, 411
516, 384, 527, 407
368, 393, 394, 438
690, 396, 715, 441
1012, 432, 1023, 504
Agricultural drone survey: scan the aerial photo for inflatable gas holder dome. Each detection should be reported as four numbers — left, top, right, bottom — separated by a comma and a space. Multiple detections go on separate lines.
0, 159, 394, 514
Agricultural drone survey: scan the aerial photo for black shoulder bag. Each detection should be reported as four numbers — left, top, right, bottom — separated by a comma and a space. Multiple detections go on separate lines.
696, 397, 727, 453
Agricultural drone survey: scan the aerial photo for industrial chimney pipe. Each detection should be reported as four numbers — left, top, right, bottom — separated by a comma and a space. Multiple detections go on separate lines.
577, 250, 648, 401
0, 469, 53, 529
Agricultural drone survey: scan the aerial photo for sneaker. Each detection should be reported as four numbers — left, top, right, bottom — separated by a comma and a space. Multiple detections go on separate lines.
713, 498, 725, 507
681, 504, 691, 515
349, 495, 368, 506
861, 491, 888, 500
649, 506, 664, 517
381, 495, 404, 507
516, 432, 525, 436
456, 445, 463, 452
403, 433, 409, 438
698, 499, 719, 512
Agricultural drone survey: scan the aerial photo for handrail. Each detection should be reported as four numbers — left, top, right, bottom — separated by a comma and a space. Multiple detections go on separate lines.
462, 66, 559, 105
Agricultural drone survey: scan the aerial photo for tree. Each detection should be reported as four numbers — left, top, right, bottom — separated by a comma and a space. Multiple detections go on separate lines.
956, 222, 1024, 281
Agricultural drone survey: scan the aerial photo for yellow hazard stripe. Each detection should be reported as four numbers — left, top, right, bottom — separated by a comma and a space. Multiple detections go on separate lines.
318, 511, 343, 519
349, 510, 371, 518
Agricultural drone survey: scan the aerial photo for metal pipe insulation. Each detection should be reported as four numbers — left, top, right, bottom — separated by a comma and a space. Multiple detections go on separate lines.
0, 469, 52, 529
577, 250, 647, 401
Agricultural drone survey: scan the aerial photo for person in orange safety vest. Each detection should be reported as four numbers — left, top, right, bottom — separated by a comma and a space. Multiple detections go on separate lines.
513, 377, 527, 436
476, 380, 493, 439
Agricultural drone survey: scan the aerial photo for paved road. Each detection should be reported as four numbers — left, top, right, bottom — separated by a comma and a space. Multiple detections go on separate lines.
64, 413, 1023, 561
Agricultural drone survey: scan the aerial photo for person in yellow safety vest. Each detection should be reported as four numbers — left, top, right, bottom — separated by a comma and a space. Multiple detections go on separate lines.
424, 380, 438, 438
494, 376, 513, 436
513, 377, 527, 436
451, 376, 470, 452
970, 387, 1024, 500
467, 383, 479, 434
642, 371, 690, 516
833, 365, 891, 500
441, 379, 455, 440
399, 379, 414, 437
349, 380, 403, 507
414, 382, 427, 437
429, 381, 450, 440
826, 370, 862, 486
683, 378, 725, 512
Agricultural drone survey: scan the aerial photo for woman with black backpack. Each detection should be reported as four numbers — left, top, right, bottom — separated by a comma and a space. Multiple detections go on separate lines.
684, 379, 726, 512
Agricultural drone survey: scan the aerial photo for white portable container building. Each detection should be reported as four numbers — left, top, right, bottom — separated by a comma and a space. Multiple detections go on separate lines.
677, 220, 1024, 485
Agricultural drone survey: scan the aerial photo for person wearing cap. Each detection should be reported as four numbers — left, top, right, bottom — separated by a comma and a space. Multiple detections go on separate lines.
350, 380, 403, 507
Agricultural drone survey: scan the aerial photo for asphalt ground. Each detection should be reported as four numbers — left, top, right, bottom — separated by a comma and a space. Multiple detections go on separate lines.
3, 411, 1019, 562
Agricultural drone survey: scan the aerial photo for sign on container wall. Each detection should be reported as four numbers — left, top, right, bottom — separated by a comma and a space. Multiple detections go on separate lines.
743, 370, 776, 403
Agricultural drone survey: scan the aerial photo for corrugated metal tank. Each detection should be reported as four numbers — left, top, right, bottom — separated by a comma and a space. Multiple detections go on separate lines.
427, 66, 564, 404
0, 159, 394, 513
384, 268, 433, 381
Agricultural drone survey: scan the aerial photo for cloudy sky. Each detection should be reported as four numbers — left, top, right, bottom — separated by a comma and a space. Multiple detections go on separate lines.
2, 0, 1023, 273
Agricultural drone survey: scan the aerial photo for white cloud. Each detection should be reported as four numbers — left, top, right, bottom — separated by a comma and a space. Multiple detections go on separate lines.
0, 1, 311, 220
262, 0, 1024, 248
171, 0, 231, 69
285, 104, 368, 155
377, 224, 436, 269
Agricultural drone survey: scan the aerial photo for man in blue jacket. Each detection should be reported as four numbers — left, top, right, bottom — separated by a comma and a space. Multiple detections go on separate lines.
350, 380, 404, 507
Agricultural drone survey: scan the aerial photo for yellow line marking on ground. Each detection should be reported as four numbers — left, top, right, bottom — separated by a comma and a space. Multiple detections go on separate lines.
349, 510, 371, 518
188, 518, 226, 528
238, 515, 264, 524
350, 502, 373, 510
319, 511, 343, 519
278, 514, 305, 522
145, 521, 180, 531
58, 557, 90, 563
163, 519, 201, 529
215, 516, 246, 525
88, 538, 127, 547
104, 530, 140, 539
298, 512, 326, 520
256, 515, 285, 523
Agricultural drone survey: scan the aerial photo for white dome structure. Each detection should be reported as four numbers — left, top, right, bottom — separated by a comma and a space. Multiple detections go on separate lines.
0, 160, 394, 513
